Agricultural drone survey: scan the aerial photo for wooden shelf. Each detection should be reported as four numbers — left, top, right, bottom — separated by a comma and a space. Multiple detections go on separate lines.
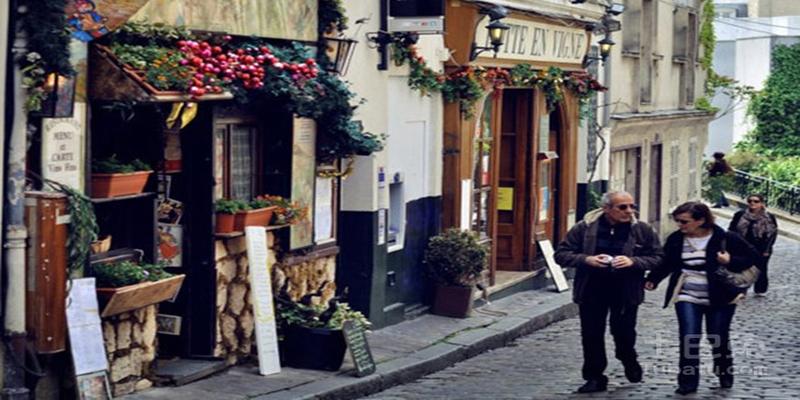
213, 224, 291, 239
91, 192, 156, 204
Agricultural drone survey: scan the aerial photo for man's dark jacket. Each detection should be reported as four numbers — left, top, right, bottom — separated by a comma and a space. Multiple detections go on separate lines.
645, 225, 758, 308
554, 209, 664, 305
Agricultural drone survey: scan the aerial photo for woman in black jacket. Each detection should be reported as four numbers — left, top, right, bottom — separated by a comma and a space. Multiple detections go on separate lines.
645, 202, 758, 395
728, 193, 778, 295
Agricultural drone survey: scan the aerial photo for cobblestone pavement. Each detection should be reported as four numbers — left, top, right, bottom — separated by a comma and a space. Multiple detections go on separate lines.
362, 233, 800, 400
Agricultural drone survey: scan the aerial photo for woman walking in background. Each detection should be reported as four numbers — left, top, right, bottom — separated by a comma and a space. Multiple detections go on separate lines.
645, 202, 757, 395
707, 152, 733, 208
729, 194, 778, 296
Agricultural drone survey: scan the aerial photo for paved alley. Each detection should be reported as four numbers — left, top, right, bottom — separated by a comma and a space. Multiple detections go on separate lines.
362, 234, 800, 400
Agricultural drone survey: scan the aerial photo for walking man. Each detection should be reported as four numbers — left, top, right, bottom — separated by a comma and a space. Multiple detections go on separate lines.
554, 191, 663, 393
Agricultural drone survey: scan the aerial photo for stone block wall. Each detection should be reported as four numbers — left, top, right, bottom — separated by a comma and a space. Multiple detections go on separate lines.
214, 232, 337, 364
102, 304, 157, 397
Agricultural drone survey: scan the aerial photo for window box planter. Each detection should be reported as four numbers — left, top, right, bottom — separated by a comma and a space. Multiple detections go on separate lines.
281, 325, 347, 371
432, 285, 474, 318
215, 213, 236, 234
96, 274, 185, 318
233, 206, 276, 231
91, 171, 152, 198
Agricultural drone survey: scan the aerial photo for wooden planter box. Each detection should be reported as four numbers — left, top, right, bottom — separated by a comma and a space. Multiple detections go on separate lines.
215, 213, 236, 234
96, 274, 185, 318
281, 325, 347, 371
91, 171, 152, 198
234, 206, 276, 231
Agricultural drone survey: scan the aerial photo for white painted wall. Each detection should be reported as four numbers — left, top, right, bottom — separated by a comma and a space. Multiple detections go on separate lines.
732, 37, 771, 145
340, 0, 444, 214
707, 41, 736, 155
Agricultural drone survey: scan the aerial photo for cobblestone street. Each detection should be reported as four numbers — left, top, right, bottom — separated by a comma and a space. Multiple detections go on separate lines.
362, 233, 800, 400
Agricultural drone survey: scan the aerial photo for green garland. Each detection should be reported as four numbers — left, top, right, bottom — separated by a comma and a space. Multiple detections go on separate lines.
43, 179, 99, 278
391, 40, 606, 118
19, 0, 74, 112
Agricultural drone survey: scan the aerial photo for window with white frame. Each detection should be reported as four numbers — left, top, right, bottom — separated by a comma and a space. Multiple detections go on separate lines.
669, 142, 680, 204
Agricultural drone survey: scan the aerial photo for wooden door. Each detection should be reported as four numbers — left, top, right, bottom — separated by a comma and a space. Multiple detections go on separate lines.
495, 90, 532, 270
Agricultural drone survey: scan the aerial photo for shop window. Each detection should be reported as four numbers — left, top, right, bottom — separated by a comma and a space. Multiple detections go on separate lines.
214, 122, 262, 201
472, 97, 494, 240
388, 180, 405, 250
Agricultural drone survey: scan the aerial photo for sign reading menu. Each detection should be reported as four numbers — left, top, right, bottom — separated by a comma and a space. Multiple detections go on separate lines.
42, 103, 85, 191
474, 17, 590, 66
342, 320, 375, 377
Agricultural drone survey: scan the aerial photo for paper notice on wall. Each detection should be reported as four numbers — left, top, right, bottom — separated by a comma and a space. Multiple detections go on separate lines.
245, 227, 281, 376
378, 209, 386, 245
66, 278, 108, 375
460, 179, 472, 231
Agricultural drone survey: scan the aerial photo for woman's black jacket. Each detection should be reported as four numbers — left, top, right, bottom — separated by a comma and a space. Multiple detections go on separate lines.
645, 225, 758, 308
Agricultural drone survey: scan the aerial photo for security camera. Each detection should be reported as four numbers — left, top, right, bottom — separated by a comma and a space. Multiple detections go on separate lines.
607, 2, 625, 16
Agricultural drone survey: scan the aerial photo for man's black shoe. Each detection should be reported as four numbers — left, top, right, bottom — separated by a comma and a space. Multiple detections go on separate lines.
577, 379, 607, 393
675, 385, 697, 395
720, 375, 734, 388
624, 361, 643, 383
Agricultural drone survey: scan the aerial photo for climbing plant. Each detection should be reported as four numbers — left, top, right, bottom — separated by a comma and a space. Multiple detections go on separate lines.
699, 0, 716, 71
748, 43, 800, 156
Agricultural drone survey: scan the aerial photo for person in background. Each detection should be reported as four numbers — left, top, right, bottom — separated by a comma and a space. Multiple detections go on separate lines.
707, 152, 733, 208
645, 202, 758, 395
728, 194, 778, 296
555, 191, 663, 394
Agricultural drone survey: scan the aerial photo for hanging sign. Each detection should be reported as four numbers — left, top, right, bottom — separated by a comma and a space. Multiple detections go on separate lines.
245, 226, 281, 376
42, 103, 85, 191
475, 17, 590, 66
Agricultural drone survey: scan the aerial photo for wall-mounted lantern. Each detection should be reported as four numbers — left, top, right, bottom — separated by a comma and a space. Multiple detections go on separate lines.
31, 73, 76, 118
324, 37, 358, 76
469, 5, 511, 61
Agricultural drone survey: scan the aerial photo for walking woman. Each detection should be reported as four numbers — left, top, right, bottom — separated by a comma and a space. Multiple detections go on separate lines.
728, 194, 778, 296
644, 202, 758, 395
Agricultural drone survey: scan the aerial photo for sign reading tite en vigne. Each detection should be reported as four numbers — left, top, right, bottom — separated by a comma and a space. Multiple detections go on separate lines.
475, 17, 590, 65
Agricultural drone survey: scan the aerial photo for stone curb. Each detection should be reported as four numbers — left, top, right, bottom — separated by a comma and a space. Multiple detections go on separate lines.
254, 293, 577, 400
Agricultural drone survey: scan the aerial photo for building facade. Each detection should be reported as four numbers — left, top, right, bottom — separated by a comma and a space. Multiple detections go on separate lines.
603, 0, 713, 237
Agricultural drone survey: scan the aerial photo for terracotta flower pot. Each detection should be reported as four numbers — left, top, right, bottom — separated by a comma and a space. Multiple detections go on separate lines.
233, 206, 276, 231
91, 171, 152, 198
432, 285, 474, 318
215, 213, 236, 234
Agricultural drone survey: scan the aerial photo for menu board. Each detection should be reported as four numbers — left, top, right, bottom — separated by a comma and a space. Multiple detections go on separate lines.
342, 320, 375, 377
245, 226, 281, 376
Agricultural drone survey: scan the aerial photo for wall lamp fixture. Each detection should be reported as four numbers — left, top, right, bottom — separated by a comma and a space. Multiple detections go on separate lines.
582, 34, 615, 68
469, 5, 510, 62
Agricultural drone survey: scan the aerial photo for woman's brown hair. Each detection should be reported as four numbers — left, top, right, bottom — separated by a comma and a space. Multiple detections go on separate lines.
672, 201, 715, 228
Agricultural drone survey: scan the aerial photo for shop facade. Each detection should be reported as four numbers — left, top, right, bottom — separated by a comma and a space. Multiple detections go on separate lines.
441, 0, 606, 289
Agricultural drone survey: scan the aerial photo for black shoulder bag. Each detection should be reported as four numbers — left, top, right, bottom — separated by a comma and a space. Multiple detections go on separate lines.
713, 235, 760, 290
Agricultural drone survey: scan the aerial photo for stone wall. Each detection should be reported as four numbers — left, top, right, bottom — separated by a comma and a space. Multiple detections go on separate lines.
102, 304, 158, 397
214, 231, 337, 364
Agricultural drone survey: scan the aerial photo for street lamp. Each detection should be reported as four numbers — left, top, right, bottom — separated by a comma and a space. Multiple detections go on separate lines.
598, 35, 615, 61
323, 36, 358, 76
469, 5, 511, 61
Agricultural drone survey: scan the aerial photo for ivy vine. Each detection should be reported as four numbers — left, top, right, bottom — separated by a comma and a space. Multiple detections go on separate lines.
390, 40, 606, 119
42, 179, 99, 278
699, 0, 716, 71
19, 0, 74, 112
748, 43, 800, 155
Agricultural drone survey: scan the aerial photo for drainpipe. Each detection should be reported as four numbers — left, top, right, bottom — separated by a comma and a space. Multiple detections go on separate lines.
2, 1, 30, 398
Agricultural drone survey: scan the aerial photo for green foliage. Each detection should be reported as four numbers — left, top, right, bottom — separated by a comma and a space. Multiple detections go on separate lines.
441, 69, 484, 117
20, 0, 74, 75
110, 21, 194, 46
728, 141, 765, 171
275, 296, 370, 333
754, 157, 800, 186
699, 0, 716, 71
423, 229, 488, 287
695, 96, 719, 112
92, 155, 152, 173
91, 260, 173, 288
215, 199, 248, 214
326, 303, 371, 330
111, 43, 191, 91
318, 0, 349, 35
43, 179, 98, 277
748, 43, 800, 155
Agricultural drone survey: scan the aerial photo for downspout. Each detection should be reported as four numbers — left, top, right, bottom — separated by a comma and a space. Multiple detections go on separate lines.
2, 1, 30, 398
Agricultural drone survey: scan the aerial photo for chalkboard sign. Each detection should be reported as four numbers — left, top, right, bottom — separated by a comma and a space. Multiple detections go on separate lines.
342, 320, 376, 377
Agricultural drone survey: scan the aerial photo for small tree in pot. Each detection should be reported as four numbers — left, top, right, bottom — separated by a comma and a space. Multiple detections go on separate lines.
423, 228, 488, 318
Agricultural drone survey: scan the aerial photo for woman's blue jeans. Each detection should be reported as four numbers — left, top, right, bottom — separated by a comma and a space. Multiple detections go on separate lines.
674, 301, 736, 388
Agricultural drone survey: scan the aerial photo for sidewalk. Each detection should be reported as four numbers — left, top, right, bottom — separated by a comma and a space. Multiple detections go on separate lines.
125, 288, 576, 400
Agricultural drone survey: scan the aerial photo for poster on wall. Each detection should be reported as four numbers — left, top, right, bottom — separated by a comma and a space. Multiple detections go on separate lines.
290, 117, 316, 250
314, 176, 333, 244
65, 0, 150, 42
42, 103, 86, 191
157, 223, 183, 267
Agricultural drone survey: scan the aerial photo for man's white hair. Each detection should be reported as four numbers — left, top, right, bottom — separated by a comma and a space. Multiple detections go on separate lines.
601, 190, 633, 207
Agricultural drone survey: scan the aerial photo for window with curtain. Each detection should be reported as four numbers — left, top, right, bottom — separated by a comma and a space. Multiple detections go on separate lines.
214, 122, 261, 201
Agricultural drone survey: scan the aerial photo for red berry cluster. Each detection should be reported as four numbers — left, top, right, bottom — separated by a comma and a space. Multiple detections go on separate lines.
177, 38, 320, 98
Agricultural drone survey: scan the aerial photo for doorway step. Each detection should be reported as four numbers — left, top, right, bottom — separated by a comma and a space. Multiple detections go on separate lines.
153, 358, 228, 386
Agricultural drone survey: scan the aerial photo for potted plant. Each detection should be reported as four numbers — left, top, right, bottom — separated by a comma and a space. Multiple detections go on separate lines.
423, 228, 488, 318
275, 290, 370, 371
90, 260, 185, 317
233, 197, 277, 231
91, 155, 153, 198
215, 199, 246, 234
255, 195, 308, 226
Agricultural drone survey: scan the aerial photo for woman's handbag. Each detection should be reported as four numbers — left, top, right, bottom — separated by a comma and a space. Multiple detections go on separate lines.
713, 237, 760, 290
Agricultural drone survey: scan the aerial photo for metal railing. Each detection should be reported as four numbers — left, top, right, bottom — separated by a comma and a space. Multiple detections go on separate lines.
729, 168, 800, 215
